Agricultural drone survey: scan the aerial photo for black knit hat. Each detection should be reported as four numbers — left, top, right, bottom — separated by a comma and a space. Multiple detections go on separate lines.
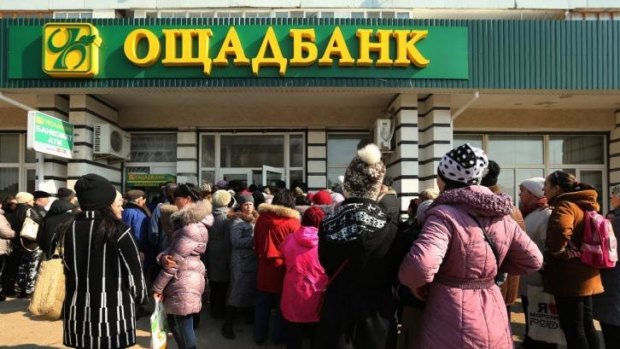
481, 160, 501, 187
75, 173, 117, 211
57, 187, 75, 201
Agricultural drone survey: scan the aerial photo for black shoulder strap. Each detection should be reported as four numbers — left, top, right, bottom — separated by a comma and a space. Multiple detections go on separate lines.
467, 213, 501, 265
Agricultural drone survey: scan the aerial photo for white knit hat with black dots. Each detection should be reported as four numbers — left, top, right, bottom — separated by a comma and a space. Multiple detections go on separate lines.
438, 143, 489, 185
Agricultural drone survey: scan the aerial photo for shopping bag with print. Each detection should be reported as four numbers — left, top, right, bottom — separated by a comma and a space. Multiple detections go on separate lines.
150, 299, 168, 349
526, 285, 567, 346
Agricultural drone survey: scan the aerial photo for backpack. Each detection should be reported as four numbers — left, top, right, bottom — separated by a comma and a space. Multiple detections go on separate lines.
579, 210, 618, 269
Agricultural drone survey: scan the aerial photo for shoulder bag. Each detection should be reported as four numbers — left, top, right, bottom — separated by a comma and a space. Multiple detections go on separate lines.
29, 232, 66, 320
468, 214, 508, 286
20, 209, 39, 241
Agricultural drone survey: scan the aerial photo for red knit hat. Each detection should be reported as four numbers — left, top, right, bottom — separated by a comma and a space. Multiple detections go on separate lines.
312, 190, 332, 205
302, 206, 325, 228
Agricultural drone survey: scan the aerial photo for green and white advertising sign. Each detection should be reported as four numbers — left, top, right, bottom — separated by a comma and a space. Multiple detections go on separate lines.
27, 111, 74, 159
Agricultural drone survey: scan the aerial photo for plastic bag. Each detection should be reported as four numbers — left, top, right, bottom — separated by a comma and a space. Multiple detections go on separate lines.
526, 285, 567, 346
150, 299, 168, 349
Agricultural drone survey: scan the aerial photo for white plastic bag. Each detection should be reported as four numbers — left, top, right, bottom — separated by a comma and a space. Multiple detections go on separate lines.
526, 285, 567, 346
150, 300, 168, 349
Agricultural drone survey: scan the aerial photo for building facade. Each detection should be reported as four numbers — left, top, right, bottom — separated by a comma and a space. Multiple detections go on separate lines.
0, 1, 619, 214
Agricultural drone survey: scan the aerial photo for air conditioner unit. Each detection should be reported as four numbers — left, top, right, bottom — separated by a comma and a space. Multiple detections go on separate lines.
373, 118, 393, 152
93, 123, 131, 160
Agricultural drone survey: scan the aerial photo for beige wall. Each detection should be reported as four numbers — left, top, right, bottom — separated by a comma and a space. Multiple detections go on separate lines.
119, 105, 381, 129
0, 107, 27, 129
455, 108, 615, 132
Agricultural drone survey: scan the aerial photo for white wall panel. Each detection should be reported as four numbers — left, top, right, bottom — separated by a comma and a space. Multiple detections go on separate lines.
308, 146, 326, 159
308, 175, 327, 188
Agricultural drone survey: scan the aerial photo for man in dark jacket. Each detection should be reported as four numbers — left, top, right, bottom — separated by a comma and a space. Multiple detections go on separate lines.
317, 143, 399, 349
32, 190, 51, 219
378, 175, 400, 224
37, 188, 78, 260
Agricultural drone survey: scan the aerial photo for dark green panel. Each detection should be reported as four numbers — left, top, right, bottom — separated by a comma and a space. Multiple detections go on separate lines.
6, 18, 468, 80
0, 18, 619, 90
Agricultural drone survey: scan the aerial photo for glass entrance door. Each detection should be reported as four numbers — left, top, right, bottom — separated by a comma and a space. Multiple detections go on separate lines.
262, 165, 284, 187
219, 169, 253, 191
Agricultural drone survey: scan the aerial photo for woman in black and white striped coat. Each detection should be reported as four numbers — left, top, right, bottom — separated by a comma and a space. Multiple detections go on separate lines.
63, 174, 147, 349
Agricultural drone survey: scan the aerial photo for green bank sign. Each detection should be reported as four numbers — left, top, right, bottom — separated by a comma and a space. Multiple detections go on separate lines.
8, 22, 468, 80
27, 111, 74, 159
126, 173, 176, 188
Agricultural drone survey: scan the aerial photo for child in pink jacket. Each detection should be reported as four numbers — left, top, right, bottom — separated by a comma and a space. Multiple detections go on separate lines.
281, 206, 328, 349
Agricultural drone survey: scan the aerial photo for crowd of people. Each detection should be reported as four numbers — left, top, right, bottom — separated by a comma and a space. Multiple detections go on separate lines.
0, 141, 618, 349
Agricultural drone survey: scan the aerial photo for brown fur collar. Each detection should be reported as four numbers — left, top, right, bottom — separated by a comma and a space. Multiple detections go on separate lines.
227, 209, 259, 223
160, 203, 178, 216
170, 200, 212, 229
258, 203, 301, 220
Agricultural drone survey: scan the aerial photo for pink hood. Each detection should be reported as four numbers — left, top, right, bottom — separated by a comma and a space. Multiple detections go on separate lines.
294, 225, 319, 248
280, 225, 327, 323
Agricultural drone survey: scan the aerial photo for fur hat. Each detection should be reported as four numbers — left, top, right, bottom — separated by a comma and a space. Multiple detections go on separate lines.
174, 183, 201, 201
212, 189, 232, 208
481, 160, 501, 187
57, 187, 75, 201
343, 143, 386, 199
520, 177, 545, 198
302, 206, 325, 228
312, 190, 332, 205
75, 173, 117, 211
15, 192, 34, 204
438, 144, 488, 186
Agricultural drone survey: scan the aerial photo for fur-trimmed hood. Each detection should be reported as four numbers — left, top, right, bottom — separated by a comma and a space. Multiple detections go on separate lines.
432, 185, 513, 217
171, 200, 212, 231
258, 203, 301, 220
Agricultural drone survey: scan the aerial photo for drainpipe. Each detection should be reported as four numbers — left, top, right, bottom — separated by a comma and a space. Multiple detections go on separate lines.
0, 92, 44, 190
452, 91, 479, 120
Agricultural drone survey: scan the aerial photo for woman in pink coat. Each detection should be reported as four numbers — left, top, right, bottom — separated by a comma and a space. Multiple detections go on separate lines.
152, 183, 212, 349
281, 206, 328, 349
399, 144, 543, 349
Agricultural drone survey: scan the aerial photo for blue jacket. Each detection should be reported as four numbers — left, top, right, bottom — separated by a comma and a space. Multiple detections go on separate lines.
122, 203, 150, 252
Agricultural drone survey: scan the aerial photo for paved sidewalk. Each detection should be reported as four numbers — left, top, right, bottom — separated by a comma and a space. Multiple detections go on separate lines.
0, 297, 283, 349
0, 296, 587, 349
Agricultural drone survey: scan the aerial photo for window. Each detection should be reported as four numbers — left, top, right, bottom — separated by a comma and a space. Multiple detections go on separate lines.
130, 134, 176, 162
53, 11, 92, 19
199, 133, 304, 188
327, 133, 368, 188
124, 134, 177, 192
454, 133, 607, 208
0, 134, 36, 199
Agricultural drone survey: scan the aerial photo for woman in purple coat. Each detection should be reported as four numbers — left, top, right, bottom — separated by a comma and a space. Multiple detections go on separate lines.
152, 183, 212, 349
399, 144, 543, 349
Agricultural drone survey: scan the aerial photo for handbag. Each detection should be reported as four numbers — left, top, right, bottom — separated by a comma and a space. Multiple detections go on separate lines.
29, 244, 66, 320
150, 299, 168, 349
20, 209, 39, 241
526, 285, 567, 346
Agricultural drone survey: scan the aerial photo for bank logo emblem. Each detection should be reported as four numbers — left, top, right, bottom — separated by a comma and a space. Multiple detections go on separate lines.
43, 23, 102, 78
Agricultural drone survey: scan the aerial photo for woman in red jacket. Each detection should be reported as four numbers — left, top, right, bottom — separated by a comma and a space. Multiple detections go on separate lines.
253, 189, 301, 345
